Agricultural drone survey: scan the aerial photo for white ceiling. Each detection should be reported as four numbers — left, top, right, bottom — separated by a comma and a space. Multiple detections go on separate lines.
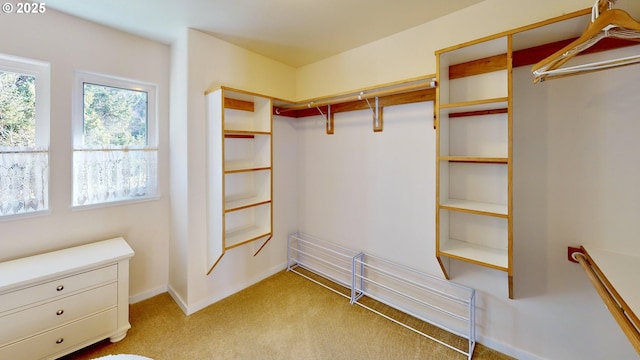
44, 0, 485, 67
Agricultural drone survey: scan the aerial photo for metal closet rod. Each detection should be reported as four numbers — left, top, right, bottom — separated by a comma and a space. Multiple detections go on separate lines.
275, 76, 436, 114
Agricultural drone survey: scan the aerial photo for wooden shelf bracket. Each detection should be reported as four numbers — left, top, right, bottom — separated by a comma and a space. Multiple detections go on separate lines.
253, 234, 273, 256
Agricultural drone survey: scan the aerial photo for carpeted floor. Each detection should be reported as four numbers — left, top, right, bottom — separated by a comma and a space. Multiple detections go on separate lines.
61, 270, 514, 360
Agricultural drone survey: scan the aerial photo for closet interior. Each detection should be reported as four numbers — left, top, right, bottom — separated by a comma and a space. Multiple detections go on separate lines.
204, 2, 640, 355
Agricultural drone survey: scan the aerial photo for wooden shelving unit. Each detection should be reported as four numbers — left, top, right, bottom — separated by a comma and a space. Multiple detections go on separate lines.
433, 7, 626, 299
202, 78, 436, 275
435, 35, 514, 298
206, 87, 273, 274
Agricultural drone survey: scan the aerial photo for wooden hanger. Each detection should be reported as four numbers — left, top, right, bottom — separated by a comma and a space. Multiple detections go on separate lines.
532, 3, 640, 82
596, 0, 613, 15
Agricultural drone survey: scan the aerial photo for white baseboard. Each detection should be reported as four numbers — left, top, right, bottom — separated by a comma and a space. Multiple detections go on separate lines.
167, 284, 189, 314
478, 335, 546, 360
183, 261, 288, 315
129, 284, 168, 304
135, 262, 288, 316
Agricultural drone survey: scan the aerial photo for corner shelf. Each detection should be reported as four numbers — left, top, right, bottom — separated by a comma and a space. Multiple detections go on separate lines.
206, 87, 273, 275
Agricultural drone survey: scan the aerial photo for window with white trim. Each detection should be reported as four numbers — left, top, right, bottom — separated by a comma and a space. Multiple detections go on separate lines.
0, 54, 50, 217
73, 71, 158, 207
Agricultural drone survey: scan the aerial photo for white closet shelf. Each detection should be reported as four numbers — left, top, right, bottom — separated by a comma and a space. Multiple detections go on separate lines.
225, 226, 271, 250
440, 199, 508, 217
570, 246, 640, 353
224, 163, 271, 173
440, 156, 508, 164
439, 239, 508, 271
439, 36, 508, 65
583, 247, 640, 321
224, 129, 271, 135
225, 197, 271, 213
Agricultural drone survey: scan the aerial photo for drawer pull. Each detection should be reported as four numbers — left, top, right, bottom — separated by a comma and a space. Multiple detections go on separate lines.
56, 285, 65, 291
56, 338, 64, 344
56, 309, 64, 315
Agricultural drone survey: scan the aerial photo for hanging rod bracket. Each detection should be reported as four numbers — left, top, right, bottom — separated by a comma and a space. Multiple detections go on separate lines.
310, 102, 334, 135
365, 95, 383, 132
568, 246, 585, 263
326, 104, 334, 135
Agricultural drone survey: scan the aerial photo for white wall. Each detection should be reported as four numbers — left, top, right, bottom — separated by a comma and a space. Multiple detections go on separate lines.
0, 2, 171, 301
167, 29, 299, 313
168, 29, 190, 303
296, 103, 437, 273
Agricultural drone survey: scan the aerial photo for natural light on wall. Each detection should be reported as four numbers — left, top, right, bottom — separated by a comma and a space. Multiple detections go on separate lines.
0, 54, 50, 218
72, 71, 158, 207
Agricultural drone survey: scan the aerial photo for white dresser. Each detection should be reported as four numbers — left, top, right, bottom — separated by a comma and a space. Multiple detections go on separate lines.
0, 237, 135, 360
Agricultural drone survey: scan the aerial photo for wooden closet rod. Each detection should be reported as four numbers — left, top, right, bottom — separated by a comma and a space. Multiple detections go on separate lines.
569, 247, 640, 354
275, 76, 435, 114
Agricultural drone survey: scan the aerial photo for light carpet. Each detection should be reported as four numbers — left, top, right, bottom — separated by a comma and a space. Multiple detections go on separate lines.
61, 270, 513, 360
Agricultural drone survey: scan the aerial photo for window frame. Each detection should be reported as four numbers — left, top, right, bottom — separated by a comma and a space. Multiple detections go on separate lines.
72, 70, 159, 208
0, 53, 50, 220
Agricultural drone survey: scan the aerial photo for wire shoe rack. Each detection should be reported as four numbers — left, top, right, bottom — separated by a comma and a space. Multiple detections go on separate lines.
287, 231, 476, 359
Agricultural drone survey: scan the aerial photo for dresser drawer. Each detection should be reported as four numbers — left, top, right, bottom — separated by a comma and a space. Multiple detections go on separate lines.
0, 282, 118, 345
0, 265, 117, 313
0, 307, 118, 360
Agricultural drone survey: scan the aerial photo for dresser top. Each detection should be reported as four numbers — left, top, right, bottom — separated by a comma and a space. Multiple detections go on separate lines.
0, 237, 134, 292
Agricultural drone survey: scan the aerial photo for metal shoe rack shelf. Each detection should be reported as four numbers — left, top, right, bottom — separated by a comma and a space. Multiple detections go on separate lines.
287, 232, 477, 359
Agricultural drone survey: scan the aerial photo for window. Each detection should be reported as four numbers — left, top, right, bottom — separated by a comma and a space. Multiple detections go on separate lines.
73, 71, 158, 207
0, 54, 50, 217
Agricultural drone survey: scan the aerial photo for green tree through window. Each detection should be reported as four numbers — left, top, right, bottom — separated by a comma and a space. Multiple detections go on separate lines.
0, 71, 36, 147
83, 83, 147, 147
